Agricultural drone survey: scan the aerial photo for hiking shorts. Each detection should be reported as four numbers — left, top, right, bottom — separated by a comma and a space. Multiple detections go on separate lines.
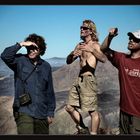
119, 110, 140, 134
67, 74, 98, 112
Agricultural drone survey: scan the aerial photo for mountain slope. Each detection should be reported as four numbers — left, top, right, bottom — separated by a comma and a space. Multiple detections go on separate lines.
53, 60, 119, 93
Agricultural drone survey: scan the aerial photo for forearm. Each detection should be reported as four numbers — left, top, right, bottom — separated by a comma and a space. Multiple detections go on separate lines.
1, 43, 21, 63
47, 94, 56, 117
101, 35, 113, 52
92, 49, 106, 63
47, 72, 56, 117
101, 27, 118, 52
47, 91, 56, 117
66, 51, 77, 64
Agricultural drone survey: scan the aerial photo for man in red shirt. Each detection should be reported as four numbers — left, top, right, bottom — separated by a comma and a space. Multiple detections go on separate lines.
101, 28, 140, 134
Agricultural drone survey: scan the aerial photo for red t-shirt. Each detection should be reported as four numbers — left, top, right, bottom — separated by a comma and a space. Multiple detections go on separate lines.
108, 51, 140, 117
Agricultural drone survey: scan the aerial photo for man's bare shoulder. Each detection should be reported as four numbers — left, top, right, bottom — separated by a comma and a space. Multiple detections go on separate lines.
90, 41, 101, 48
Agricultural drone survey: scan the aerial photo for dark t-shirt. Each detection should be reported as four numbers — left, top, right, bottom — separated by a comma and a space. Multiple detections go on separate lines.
108, 50, 140, 117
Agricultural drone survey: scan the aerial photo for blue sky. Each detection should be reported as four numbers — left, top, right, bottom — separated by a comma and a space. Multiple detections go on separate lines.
0, 5, 140, 59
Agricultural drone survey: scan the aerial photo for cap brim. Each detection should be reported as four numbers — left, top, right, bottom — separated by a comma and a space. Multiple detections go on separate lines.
127, 32, 134, 37
127, 32, 140, 40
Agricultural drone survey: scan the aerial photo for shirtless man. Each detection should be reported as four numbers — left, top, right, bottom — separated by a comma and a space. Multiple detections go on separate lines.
65, 20, 106, 135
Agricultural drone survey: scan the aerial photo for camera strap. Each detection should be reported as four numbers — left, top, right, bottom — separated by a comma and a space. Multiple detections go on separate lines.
18, 64, 38, 92
23, 65, 38, 84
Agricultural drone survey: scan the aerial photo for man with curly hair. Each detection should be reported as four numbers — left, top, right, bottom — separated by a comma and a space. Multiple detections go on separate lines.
65, 20, 106, 135
1, 33, 56, 134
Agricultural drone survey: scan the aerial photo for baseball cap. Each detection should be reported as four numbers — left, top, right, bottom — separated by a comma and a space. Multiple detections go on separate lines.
128, 30, 140, 40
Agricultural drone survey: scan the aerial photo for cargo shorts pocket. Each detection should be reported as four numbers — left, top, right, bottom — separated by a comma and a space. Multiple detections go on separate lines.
133, 116, 140, 132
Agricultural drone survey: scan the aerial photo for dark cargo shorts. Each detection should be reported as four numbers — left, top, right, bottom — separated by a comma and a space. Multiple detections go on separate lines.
119, 110, 140, 134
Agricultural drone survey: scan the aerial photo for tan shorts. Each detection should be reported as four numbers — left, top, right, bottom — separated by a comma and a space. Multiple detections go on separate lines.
67, 75, 98, 112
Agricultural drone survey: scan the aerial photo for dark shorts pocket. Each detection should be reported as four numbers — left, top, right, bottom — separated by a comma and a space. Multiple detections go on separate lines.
133, 116, 140, 132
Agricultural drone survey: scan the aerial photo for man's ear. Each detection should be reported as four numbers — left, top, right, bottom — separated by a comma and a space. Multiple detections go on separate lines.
89, 30, 93, 35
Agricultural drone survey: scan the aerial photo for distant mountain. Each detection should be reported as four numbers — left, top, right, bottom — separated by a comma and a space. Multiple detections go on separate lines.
52, 60, 119, 93
0, 58, 13, 77
0, 57, 66, 74
0, 56, 119, 94
46, 57, 66, 68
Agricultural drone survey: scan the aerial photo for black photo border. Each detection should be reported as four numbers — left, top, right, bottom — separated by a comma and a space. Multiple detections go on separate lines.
0, 0, 140, 140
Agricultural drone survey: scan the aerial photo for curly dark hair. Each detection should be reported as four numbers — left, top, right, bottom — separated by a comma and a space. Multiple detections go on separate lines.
25, 33, 46, 56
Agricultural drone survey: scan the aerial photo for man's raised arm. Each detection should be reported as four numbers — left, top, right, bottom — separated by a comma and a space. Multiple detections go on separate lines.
101, 28, 118, 52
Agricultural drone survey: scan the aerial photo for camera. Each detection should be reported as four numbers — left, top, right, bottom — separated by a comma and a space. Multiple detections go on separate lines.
19, 92, 32, 106
114, 28, 118, 34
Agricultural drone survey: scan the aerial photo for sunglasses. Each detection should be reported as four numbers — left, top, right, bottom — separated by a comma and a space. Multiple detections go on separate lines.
129, 37, 140, 43
80, 26, 91, 30
27, 45, 39, 51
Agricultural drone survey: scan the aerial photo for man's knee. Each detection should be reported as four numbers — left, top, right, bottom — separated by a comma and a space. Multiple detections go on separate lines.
89, 111, 100, 120
65, 104, 75, 113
